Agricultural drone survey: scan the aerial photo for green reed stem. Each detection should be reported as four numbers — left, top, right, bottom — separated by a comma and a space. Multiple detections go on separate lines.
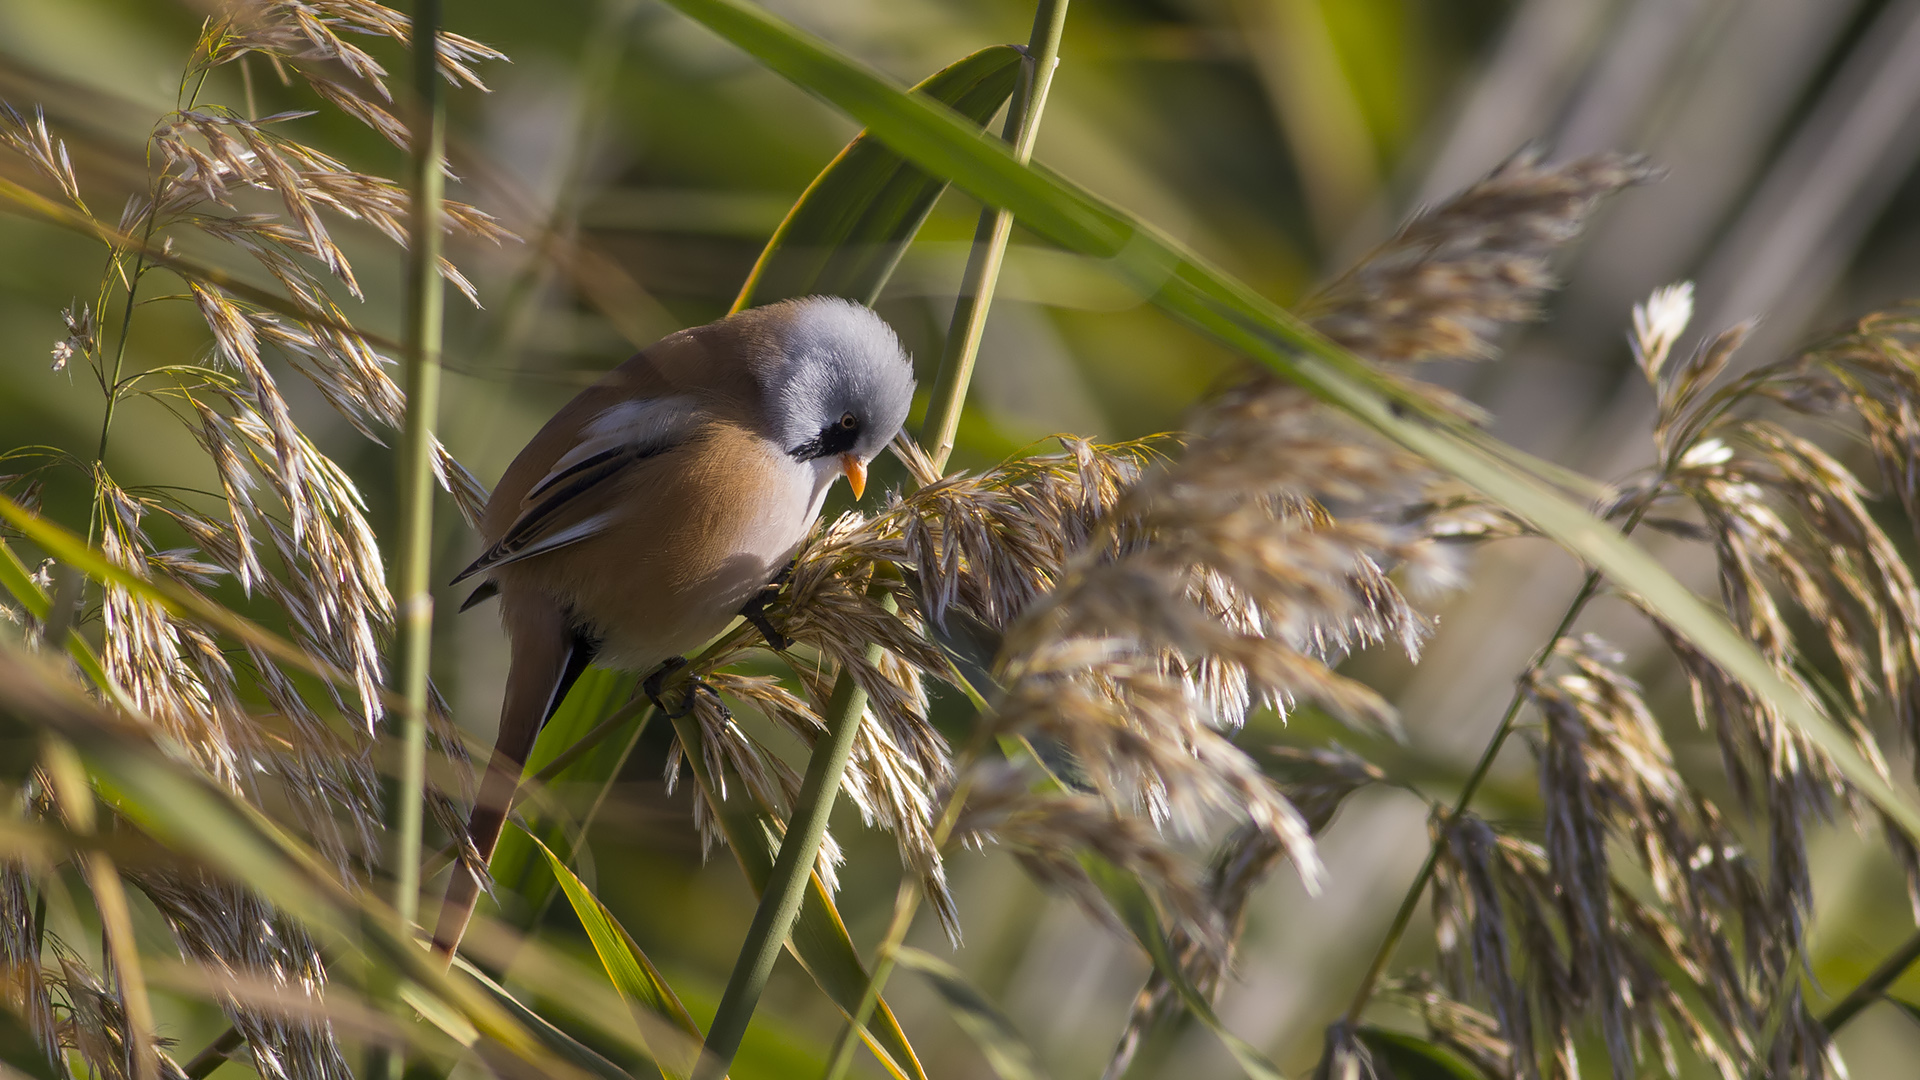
695, 592, 893, 1080
918, 0, 1069, 472
390, 0, 446, 935
373, 7, 443, 1072
821, 750, 984, 1080
1820, 928, 1920, 1033
1341, 497, 1660, 1024
183, 1026, 245, 1079
818, 11, 1074, 1078
700, 8, 1070, 1065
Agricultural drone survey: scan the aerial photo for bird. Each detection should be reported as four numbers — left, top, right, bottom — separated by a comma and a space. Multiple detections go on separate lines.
430, 296, 915, 958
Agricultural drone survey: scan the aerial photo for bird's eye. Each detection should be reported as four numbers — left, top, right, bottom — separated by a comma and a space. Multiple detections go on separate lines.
839, 412, 858, 429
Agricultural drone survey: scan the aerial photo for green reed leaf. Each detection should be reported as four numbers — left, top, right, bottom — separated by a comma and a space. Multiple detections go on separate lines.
649, 0, 1920, 845
525, 829, 704, 1079
893, 947, 1050, 1080
489, 667, 644, 925
1084, 855, 1285, 1080
0, 654, 580, 1075
732, 43, 1023, 312
1353, 1027, 1490, 1080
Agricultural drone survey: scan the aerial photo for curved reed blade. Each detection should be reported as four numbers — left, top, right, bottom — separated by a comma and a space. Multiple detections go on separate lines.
732, 43, 1023, 313
1352, 1027, 1492, 1080
526, 831, 704, 1079
486, 667, 644, 926
1084, 855, 1285, 1080
450, 959, 633, 1080
0, 495, 368, 703
893, 948, 1050, 1080
647, 0, 1920, 845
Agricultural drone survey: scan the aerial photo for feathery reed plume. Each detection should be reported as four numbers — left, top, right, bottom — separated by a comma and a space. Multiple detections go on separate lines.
989, 391, 1427, 884
0, 3, 505, 1076
1, 860, 57, 1065
618, 434, 1180, 943
1382, 975, 1514, 1080
1394, 282, 1920, 1079
1104, 746, 1384, 1080
138, 876, 344, 1080
1301, 149, 1658, 366
50, 947, 190, 1080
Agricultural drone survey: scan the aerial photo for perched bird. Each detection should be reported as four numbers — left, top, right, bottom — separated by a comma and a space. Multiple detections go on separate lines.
431, 296, 915, 957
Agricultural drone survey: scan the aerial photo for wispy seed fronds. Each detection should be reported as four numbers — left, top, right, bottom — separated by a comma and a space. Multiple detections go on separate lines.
991, 389, 1426, 892
1381, 975, 1514, 1080
956, 765, 1217, 952
0, 103, 85, 210
1105, 747, 1382, 1080
1302, 149, 1658, 366
1629, 281, 1695, 384
197, 0, 506, 152
1431, 817, 1748, 1080
156, 109, 509, 304
136, 874, 349, 1080
748, 437, 1176, 933
1522, 635, 1769, 1079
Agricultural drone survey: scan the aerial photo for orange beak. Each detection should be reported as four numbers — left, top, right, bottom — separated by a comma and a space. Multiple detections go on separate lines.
840, 453, 867, 500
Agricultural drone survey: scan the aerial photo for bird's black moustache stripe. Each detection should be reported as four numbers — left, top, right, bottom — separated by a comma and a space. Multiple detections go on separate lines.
789, 421, 860, 461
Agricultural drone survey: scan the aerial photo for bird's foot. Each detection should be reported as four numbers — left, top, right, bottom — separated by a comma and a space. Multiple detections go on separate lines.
739, 560, 797, 652
644, 656, 692, 717
643, 656, 731, 721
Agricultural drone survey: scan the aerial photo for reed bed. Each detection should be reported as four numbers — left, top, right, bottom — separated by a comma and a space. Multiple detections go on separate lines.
4, 2, 1920, 1080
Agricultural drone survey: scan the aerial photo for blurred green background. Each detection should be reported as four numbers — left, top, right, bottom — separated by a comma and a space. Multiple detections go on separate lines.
7, 0, 1920, 1076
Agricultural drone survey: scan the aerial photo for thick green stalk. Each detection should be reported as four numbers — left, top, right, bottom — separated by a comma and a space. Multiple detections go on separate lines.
183, 1027, 245, 1079
919, 0, 1069, 471
392, 0, 445, 936
694, 597, 890, 1080
372, 11, 443, 1075
699, 9, 1069, 1070
819, 11, 1074, 1079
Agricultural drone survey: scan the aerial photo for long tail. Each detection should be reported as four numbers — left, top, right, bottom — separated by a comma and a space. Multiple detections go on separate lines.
432, 595, 595, 961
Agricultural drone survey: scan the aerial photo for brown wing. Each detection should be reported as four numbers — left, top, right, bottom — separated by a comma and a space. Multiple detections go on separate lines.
453, 323, 766, 585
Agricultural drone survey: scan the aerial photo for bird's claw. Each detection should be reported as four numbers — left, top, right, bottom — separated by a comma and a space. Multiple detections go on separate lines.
643, 656, 731, 721
739, 560, 797, 652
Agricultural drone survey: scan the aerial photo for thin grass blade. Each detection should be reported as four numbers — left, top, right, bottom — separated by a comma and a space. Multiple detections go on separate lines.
451, 958, 635, 1080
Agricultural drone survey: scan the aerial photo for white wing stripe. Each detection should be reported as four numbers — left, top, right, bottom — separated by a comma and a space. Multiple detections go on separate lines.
534, 395, 701, 494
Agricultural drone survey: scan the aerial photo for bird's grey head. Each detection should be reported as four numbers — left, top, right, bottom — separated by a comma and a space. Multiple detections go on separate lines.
757, 297, 915, 468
